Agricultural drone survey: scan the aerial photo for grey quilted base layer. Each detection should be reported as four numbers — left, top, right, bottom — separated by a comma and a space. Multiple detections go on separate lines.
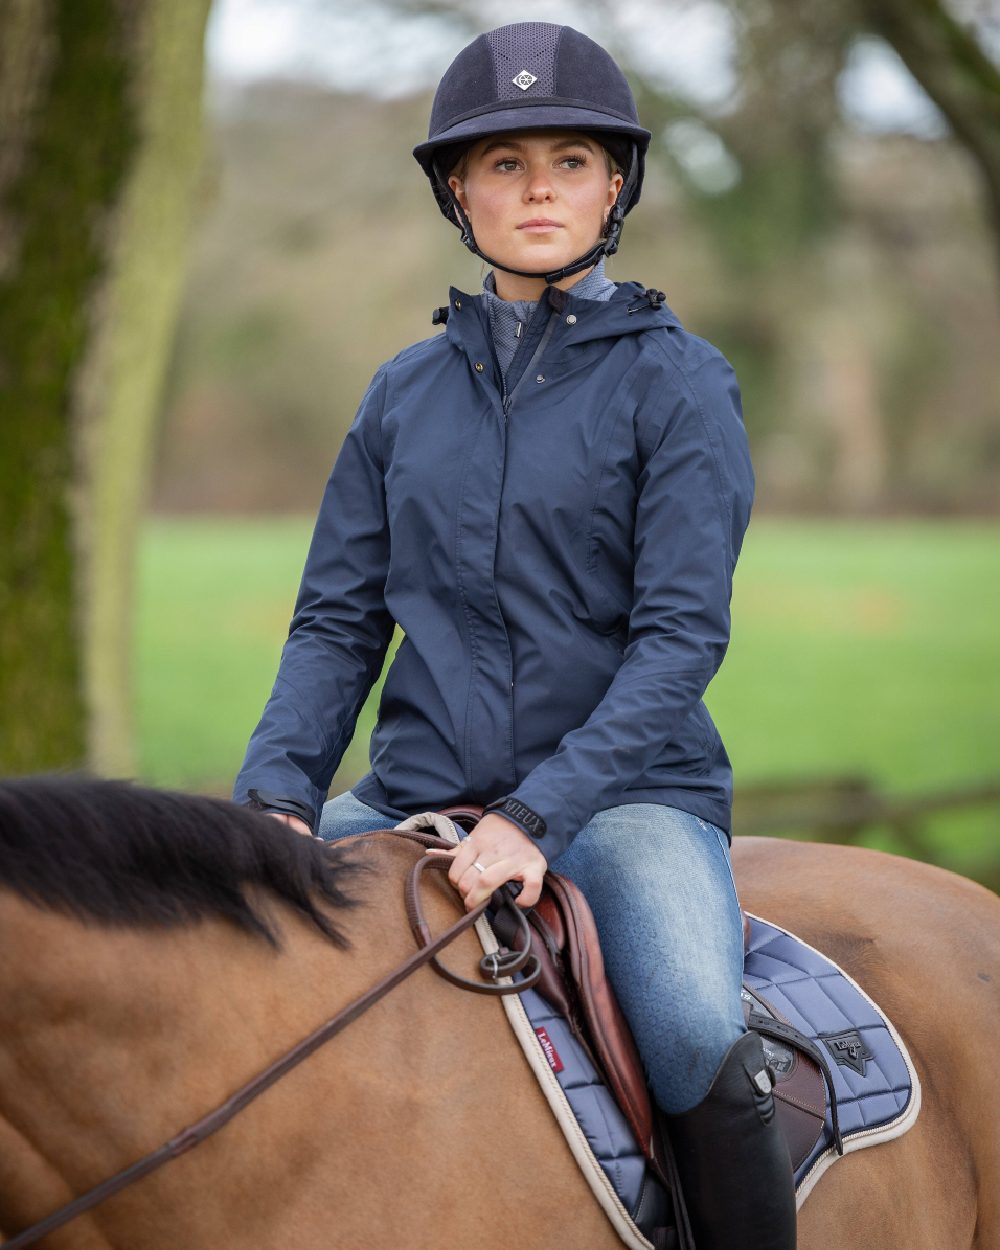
743, 912, 917, 1187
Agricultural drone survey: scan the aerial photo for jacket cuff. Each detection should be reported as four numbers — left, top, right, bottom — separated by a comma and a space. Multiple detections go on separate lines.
483, 796, 547, 840
245, 788, 318, 832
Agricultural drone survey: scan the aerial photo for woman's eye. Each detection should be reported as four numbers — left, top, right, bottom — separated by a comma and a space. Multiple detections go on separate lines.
491, 154, 588, 171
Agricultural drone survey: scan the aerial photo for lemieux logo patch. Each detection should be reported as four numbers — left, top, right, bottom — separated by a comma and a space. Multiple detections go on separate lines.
819, 1028, 875, 1077
535, 1026, 564, 1073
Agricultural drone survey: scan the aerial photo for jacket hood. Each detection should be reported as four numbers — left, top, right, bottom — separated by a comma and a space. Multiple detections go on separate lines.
439, 281, 681, 357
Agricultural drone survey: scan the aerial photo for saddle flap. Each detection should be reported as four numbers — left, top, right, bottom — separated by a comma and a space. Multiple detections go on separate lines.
533, 893, 567, 951
525, 897, 575, 1021
544, 872, 656, 1158
773, 1053, 827, 1170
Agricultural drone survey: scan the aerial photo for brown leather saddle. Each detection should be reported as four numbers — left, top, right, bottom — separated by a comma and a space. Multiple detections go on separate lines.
440, 804, 838, 1183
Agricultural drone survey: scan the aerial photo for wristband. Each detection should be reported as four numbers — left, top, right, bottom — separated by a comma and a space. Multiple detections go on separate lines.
246, 788, 316, 830
483, 796, 547, 839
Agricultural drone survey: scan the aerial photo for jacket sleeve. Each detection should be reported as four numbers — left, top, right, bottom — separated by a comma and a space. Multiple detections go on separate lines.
231, 365, 394, 830
501, 349, 755, 857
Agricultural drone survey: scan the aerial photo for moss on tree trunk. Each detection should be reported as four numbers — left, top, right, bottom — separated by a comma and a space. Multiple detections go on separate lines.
0, 0, 211, 774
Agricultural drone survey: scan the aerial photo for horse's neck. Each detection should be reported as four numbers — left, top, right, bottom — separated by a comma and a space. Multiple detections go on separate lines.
0, 837, 624, 1249
0, 838, 415, 1246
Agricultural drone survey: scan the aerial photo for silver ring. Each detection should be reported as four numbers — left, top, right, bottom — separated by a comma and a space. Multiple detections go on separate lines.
472, 860, 487, 874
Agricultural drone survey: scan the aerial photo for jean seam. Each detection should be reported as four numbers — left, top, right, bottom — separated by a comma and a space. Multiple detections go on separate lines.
706, 820, 743, 918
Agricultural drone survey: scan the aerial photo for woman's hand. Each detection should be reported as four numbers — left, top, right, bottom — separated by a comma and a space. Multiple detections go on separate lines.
267, 811, 314, 839
428, 813, 547, 910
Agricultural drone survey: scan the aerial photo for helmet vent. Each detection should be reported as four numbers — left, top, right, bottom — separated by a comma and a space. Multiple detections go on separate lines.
487, 22, 561, 100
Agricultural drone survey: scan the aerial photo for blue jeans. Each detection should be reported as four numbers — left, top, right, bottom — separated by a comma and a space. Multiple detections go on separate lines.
319, 791, 746, 1113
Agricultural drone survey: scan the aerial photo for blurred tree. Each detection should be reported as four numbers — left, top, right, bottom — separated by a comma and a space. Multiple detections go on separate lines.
141, 1, 997, 521
0, 0, 212, 774
379, 0, 998, 271
630, 0, 1000, 509
856, 0, 1000, 283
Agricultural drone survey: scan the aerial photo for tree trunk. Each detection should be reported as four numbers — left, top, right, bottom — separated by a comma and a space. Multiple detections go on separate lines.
0, 0, 211, 774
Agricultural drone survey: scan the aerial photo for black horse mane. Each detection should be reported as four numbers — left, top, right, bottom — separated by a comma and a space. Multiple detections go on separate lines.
0, 774, 369, 948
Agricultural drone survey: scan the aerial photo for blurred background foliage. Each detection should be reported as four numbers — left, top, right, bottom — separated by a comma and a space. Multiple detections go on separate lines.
2, 0, 998, 888
157, 0, 1000, 517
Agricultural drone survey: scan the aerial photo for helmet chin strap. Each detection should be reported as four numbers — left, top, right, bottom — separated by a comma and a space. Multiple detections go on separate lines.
452, 202, 624, 284
446, 142, 637, 287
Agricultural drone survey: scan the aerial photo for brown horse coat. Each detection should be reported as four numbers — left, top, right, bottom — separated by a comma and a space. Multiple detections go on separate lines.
0, 831, 997, 1249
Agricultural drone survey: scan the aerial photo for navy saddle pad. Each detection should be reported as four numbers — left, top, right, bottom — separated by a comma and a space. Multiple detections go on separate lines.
518, 911, 919, 1238
742, 912, 918, 1194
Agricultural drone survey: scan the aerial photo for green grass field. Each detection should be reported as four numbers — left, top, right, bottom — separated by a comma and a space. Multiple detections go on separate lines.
136, 516, 1000, 881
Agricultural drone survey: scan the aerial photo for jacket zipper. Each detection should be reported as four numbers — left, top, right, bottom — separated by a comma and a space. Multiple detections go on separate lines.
493, 309, 561, 787
492, 383, 516, 786
502, 312, 559, 415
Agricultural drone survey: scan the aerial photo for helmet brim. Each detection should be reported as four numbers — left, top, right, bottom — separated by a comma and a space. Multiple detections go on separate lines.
413, 103, 651, 174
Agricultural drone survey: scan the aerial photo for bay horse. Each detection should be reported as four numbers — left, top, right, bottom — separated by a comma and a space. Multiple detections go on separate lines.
0, 775, 996, 1249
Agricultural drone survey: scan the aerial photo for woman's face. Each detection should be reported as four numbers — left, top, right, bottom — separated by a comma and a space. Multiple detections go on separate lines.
448, 130, 624, 294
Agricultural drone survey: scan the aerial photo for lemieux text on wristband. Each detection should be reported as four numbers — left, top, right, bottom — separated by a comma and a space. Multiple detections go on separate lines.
486, 796, 547, 838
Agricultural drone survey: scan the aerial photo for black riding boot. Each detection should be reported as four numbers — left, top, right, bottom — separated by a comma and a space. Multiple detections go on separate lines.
660, 1029, 797, 1250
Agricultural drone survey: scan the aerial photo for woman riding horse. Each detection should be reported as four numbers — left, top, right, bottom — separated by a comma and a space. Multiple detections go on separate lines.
233, 22, 794, 1247
2, 776, 999, 1248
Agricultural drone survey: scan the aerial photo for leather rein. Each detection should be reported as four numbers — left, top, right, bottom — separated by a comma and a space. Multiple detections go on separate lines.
1, 828, 539, 1250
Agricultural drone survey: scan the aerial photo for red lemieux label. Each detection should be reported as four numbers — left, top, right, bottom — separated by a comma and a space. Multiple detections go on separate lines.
535, 1026, 564, 1074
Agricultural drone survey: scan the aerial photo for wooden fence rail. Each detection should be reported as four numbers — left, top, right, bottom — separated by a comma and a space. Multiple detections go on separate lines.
733, 775, 1000, 893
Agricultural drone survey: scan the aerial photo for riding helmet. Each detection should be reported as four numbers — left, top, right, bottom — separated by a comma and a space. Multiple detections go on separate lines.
412, 22, 652, 282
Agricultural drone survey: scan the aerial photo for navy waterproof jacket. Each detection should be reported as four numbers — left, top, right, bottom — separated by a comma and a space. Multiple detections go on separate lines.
233, 280, 755, 859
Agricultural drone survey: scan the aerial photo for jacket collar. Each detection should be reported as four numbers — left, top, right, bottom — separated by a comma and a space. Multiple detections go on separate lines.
441, 280, 681, 358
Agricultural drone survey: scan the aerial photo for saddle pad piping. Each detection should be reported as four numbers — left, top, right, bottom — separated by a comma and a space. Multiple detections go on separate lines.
744, 911, 923, 1206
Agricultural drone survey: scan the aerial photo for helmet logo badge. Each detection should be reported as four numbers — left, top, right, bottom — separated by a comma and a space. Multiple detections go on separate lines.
512, 70, 538, 91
